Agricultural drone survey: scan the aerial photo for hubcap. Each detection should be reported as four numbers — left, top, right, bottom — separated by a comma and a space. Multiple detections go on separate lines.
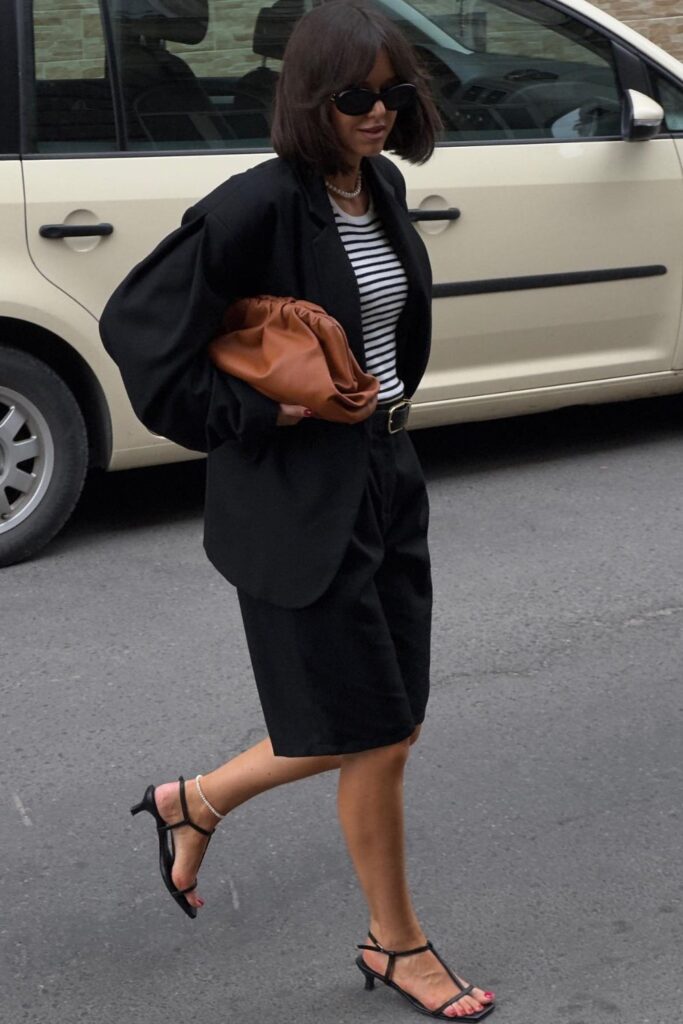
0, 387, 55, 535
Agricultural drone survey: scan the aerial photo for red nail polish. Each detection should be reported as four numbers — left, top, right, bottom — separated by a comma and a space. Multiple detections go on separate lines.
484, 992, 495, 1000
303, 409, 313, 417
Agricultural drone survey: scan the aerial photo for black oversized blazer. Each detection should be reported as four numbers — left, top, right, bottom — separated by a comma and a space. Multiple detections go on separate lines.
99, 154, 432, 608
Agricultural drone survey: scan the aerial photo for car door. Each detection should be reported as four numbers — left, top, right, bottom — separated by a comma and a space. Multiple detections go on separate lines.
377, 0, 683, 418
20, 0, 302, 322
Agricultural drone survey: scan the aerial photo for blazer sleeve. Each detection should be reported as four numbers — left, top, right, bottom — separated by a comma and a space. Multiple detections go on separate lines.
98, 196, 280, 454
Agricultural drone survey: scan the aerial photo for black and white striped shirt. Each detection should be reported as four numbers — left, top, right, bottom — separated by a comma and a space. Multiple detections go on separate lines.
329, 195, 407, 403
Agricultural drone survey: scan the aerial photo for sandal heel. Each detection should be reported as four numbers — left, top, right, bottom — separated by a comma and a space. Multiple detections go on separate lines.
130, 785, 158, 819
355, 956, 376, 990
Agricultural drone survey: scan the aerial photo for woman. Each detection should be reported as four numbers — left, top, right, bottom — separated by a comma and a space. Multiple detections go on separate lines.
102, 1, 495, 1019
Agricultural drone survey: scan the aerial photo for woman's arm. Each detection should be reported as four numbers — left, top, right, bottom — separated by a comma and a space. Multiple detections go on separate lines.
99, 197, 280, 454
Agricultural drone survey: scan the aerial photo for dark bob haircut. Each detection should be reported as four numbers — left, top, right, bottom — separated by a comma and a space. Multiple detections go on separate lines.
271, 0, 441, 175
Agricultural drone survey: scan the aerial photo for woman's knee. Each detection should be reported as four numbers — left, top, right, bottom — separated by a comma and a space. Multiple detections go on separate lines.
341, 736, 411, 770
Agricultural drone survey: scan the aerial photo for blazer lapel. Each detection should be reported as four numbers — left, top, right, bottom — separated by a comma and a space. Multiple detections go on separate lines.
363, 158, 429, 296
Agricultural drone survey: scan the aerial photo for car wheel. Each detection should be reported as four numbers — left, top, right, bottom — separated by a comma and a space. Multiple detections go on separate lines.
0, 347, 88, 567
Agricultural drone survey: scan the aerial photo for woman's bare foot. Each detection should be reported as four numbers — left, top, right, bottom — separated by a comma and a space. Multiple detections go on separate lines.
154, 779, 222, 909
360, 934, 495, 1019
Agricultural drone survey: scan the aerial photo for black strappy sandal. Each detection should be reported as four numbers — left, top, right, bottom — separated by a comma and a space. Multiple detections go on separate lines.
130, 775, 215, 919
356, 931, 495, 1021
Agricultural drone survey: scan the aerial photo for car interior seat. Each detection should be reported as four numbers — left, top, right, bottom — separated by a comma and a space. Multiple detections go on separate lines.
229, 0, 306, 133
113, 0, 232, 146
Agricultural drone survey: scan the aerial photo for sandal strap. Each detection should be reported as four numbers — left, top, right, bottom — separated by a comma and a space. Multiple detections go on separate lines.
433, 984, 474, 1015
357, 930, 433, 957
156, 776, 215, 837
356, 930, 433, 984
428, 942, 468, 993
175, 881, 197, 896
158, 818, 213, 836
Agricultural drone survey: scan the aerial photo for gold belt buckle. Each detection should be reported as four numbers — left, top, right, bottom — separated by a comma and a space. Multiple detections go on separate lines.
387, 399, 411, 434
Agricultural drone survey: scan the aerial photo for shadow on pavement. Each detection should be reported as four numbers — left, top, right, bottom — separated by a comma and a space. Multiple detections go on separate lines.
412, 393, 683, 479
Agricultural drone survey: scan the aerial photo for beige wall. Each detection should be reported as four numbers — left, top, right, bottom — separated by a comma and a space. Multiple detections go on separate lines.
32, 1, 683, 82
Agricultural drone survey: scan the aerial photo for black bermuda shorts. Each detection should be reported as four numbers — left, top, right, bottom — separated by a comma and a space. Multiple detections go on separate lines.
237, 417, 432, 757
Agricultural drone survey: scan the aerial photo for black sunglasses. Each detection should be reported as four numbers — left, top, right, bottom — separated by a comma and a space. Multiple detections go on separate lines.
331, 82, 417, 117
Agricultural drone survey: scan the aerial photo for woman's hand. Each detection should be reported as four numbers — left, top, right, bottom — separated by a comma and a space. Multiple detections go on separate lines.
276, 404, 312, 426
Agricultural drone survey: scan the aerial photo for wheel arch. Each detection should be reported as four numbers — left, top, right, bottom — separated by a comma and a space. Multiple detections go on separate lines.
0, 317, 112, 469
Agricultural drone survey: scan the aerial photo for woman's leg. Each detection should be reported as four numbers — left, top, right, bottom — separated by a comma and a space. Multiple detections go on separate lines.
153, 735, 340, 908
337, 734, 494, 1019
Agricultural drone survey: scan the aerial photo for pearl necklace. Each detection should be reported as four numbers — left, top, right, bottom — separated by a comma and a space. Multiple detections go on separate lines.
324, 171, 363, 199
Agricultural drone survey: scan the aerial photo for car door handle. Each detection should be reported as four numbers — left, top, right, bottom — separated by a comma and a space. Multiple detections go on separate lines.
408, 208, 460, 223
39, 223, 114, 239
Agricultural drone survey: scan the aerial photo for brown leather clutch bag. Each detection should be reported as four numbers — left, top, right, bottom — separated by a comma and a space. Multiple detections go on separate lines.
208, 295, 379, 424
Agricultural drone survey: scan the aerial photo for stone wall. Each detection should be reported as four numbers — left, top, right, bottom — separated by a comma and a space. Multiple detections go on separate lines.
601, 0, 682, 63
32, 1, 683, 82
34, 0, 105, 79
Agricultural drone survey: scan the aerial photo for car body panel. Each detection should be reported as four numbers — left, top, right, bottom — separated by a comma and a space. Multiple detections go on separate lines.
408, 368, 683, 429
673, 138, 683, 369
409, 137, 683, 405
0, 163, 30, 302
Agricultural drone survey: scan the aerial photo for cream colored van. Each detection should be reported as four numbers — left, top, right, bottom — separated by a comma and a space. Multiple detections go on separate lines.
1, 0, 683, 566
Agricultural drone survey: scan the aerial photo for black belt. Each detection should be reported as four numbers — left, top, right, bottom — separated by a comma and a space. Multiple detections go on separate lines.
369, 398, 411, 434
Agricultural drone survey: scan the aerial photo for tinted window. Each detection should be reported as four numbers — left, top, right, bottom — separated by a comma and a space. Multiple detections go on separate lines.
26, 0, 628, 155
110, 0, 308, 150
30, 0, 117, 153
375, 0, 621, 142
655, 73, 683, 132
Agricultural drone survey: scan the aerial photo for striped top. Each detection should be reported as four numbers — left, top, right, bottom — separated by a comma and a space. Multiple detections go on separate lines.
329, 194, 407, 403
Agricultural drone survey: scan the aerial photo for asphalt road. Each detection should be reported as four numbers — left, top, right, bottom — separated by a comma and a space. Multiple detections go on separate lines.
2, 396, 682, 1024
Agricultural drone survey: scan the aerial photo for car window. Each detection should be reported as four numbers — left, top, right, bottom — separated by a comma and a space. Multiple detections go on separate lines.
29, 0, 117, 153
26, 0, 625, 155
654, 74, 683, 132
109, 0, 310, 151
375, 0, 622, 142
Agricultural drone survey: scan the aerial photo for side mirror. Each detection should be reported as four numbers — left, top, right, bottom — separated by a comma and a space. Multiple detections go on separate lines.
622, 89, 664, 141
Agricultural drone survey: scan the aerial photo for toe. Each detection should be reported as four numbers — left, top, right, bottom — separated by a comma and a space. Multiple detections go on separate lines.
472, 985, 493, 1007
181, 883, 203, 908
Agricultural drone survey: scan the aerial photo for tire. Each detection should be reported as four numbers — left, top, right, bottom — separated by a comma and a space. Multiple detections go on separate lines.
0, 347, 88, 567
